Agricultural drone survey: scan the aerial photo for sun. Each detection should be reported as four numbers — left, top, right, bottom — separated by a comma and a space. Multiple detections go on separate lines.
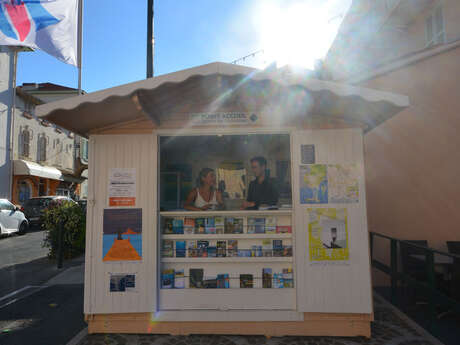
254, 0, 351, 70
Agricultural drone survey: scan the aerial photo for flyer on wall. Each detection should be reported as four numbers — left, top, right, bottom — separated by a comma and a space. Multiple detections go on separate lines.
108, 168, 136, 206
307, 208, 349, 263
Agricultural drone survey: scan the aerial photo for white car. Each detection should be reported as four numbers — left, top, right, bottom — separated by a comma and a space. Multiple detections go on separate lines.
0, 199, 28, 235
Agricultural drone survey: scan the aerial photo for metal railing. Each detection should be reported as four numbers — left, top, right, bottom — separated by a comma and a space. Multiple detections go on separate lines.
369, 232, 460, 331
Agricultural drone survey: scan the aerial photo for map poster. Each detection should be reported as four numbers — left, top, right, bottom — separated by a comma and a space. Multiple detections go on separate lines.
108, 168, 136, 207
103, 208, 142, 262
308, 208, 349, 262
299, 165, 328, 204
328, 164, 359, 203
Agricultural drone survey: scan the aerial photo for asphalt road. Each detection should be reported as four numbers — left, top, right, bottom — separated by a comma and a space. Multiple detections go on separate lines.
0, 230, 49, 270
0, 229, 68, 298
0, 229, 86, 345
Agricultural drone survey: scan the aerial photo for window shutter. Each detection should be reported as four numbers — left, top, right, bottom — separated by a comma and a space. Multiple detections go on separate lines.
23, 130, 30, 157
425, 14, 434, 47
38, 136, 47, 162
434, 6, 445, 44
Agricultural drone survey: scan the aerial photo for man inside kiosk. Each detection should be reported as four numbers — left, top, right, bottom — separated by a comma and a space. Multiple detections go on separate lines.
241, 156, 279, 210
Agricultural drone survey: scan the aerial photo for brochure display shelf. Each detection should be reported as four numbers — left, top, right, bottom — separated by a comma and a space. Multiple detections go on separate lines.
159, 210, 295, 310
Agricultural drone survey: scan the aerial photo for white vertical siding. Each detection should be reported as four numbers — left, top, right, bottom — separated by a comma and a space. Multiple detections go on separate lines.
293, 128, 372, 314
84, 133, 157, 314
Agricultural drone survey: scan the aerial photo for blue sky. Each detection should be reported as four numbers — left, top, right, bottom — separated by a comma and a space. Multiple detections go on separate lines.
16, 0, 350, 93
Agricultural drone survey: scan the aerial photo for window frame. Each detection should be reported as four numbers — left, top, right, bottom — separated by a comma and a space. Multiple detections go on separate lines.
20, 128, 31, 158
157, 128, 293, 211
38, 134, 47, 162
425, 3, 445, 47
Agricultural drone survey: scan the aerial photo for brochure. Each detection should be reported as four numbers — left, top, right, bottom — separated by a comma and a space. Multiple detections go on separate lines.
189, 268, 204, 288
162, 240, 174, 258
217, 240, 227, 257
283, 268, 294, 288
205, 217, 216, 234
163, 218, 174, 234
276, 225, 292, 234
262, 239, 272, 257
217, 274, 230, 288
265, 216, 277, 234
227, 240, 238, 257
175, 241, 186, 258
207, 246, 217, 257
172, 219, 184, 234
273, 240, 283, 257
161, 269, 174, 288
195, 218, 206, 234
197, 240, 209, 257
224, 217, 234, 234
247, 217, 256, 234
262, 268, 272, 288
240, 274, 254, 288
184, 217, 195, 234
187, 240, 198, 258
233, 218, 244, 234
174, 269, 185, 289
215, 216, 225, 234
254, 217, 265, 234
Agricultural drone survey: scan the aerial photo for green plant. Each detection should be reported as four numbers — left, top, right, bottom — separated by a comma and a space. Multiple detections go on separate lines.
42, 200, 86, 259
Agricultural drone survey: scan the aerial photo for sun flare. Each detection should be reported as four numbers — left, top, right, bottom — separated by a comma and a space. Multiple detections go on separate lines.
254, 0, 351, 69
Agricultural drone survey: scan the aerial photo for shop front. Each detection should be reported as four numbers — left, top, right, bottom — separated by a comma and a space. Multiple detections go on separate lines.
36, 62, 409, 337
12, 159, 85, 204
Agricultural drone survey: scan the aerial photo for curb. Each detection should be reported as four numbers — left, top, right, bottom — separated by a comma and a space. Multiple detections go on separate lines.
66, 327, 88, 345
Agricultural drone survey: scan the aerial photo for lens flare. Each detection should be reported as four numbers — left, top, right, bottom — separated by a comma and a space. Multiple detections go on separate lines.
254, 0, 351, 69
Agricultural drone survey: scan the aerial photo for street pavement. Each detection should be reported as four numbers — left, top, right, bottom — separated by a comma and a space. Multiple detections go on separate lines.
0, 228, 81, 298
0, 229, 87, 345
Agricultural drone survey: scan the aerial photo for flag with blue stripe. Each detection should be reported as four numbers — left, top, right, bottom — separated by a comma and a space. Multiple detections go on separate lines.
0, 0, 79, 66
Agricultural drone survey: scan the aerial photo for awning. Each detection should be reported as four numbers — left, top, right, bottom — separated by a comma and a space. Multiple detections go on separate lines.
35, 62, 409, 136
62, 174, 86, 184
13, 160, 63, 181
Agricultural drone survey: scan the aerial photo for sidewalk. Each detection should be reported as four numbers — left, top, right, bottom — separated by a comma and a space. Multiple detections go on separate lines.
0, 258, 446, 345
77, 294, 443, 345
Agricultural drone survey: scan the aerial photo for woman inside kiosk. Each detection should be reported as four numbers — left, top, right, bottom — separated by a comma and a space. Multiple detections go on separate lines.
184, 168, 224, 211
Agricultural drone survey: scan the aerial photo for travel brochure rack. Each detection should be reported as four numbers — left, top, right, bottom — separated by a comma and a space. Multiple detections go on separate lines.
158, 210, 296, 310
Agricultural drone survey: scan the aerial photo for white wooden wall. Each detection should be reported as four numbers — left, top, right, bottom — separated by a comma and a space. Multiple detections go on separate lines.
84, 134, 157, 314
292, 128, 373, 314
83, 129, 372, 316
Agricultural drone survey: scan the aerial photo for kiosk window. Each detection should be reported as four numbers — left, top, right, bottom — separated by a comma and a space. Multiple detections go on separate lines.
159, 134, 291, 211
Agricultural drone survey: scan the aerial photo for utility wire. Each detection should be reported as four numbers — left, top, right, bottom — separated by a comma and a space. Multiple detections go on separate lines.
231, 49, 265, 65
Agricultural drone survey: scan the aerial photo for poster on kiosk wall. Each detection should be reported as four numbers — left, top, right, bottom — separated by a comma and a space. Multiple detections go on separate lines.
103, 208, 142, 262
108, 168, 136, 206
308, 208, 349, 262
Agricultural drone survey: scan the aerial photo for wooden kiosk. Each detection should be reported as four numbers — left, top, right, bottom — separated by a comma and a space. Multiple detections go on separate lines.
36, 62, 409, 337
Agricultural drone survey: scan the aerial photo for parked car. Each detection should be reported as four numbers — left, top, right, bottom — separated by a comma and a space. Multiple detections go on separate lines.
0, 199, 28, 235
22, 196, 75, 229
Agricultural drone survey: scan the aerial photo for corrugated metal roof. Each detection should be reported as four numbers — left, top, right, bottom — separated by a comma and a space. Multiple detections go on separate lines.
36, 62, 409, 137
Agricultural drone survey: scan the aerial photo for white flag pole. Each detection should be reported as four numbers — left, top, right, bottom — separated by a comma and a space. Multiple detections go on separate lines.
77, 0, 83, 95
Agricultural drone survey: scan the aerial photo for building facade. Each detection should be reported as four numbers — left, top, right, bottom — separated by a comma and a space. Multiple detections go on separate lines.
0, 73, 88, 204
325, 0, 460, 284
0, 47, 17, 200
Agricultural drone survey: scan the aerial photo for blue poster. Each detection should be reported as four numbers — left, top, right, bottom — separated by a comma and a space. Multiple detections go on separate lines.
299, 165, 328, 204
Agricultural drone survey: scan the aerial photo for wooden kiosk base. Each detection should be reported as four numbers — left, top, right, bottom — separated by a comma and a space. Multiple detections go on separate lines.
86, 313, 372, 338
